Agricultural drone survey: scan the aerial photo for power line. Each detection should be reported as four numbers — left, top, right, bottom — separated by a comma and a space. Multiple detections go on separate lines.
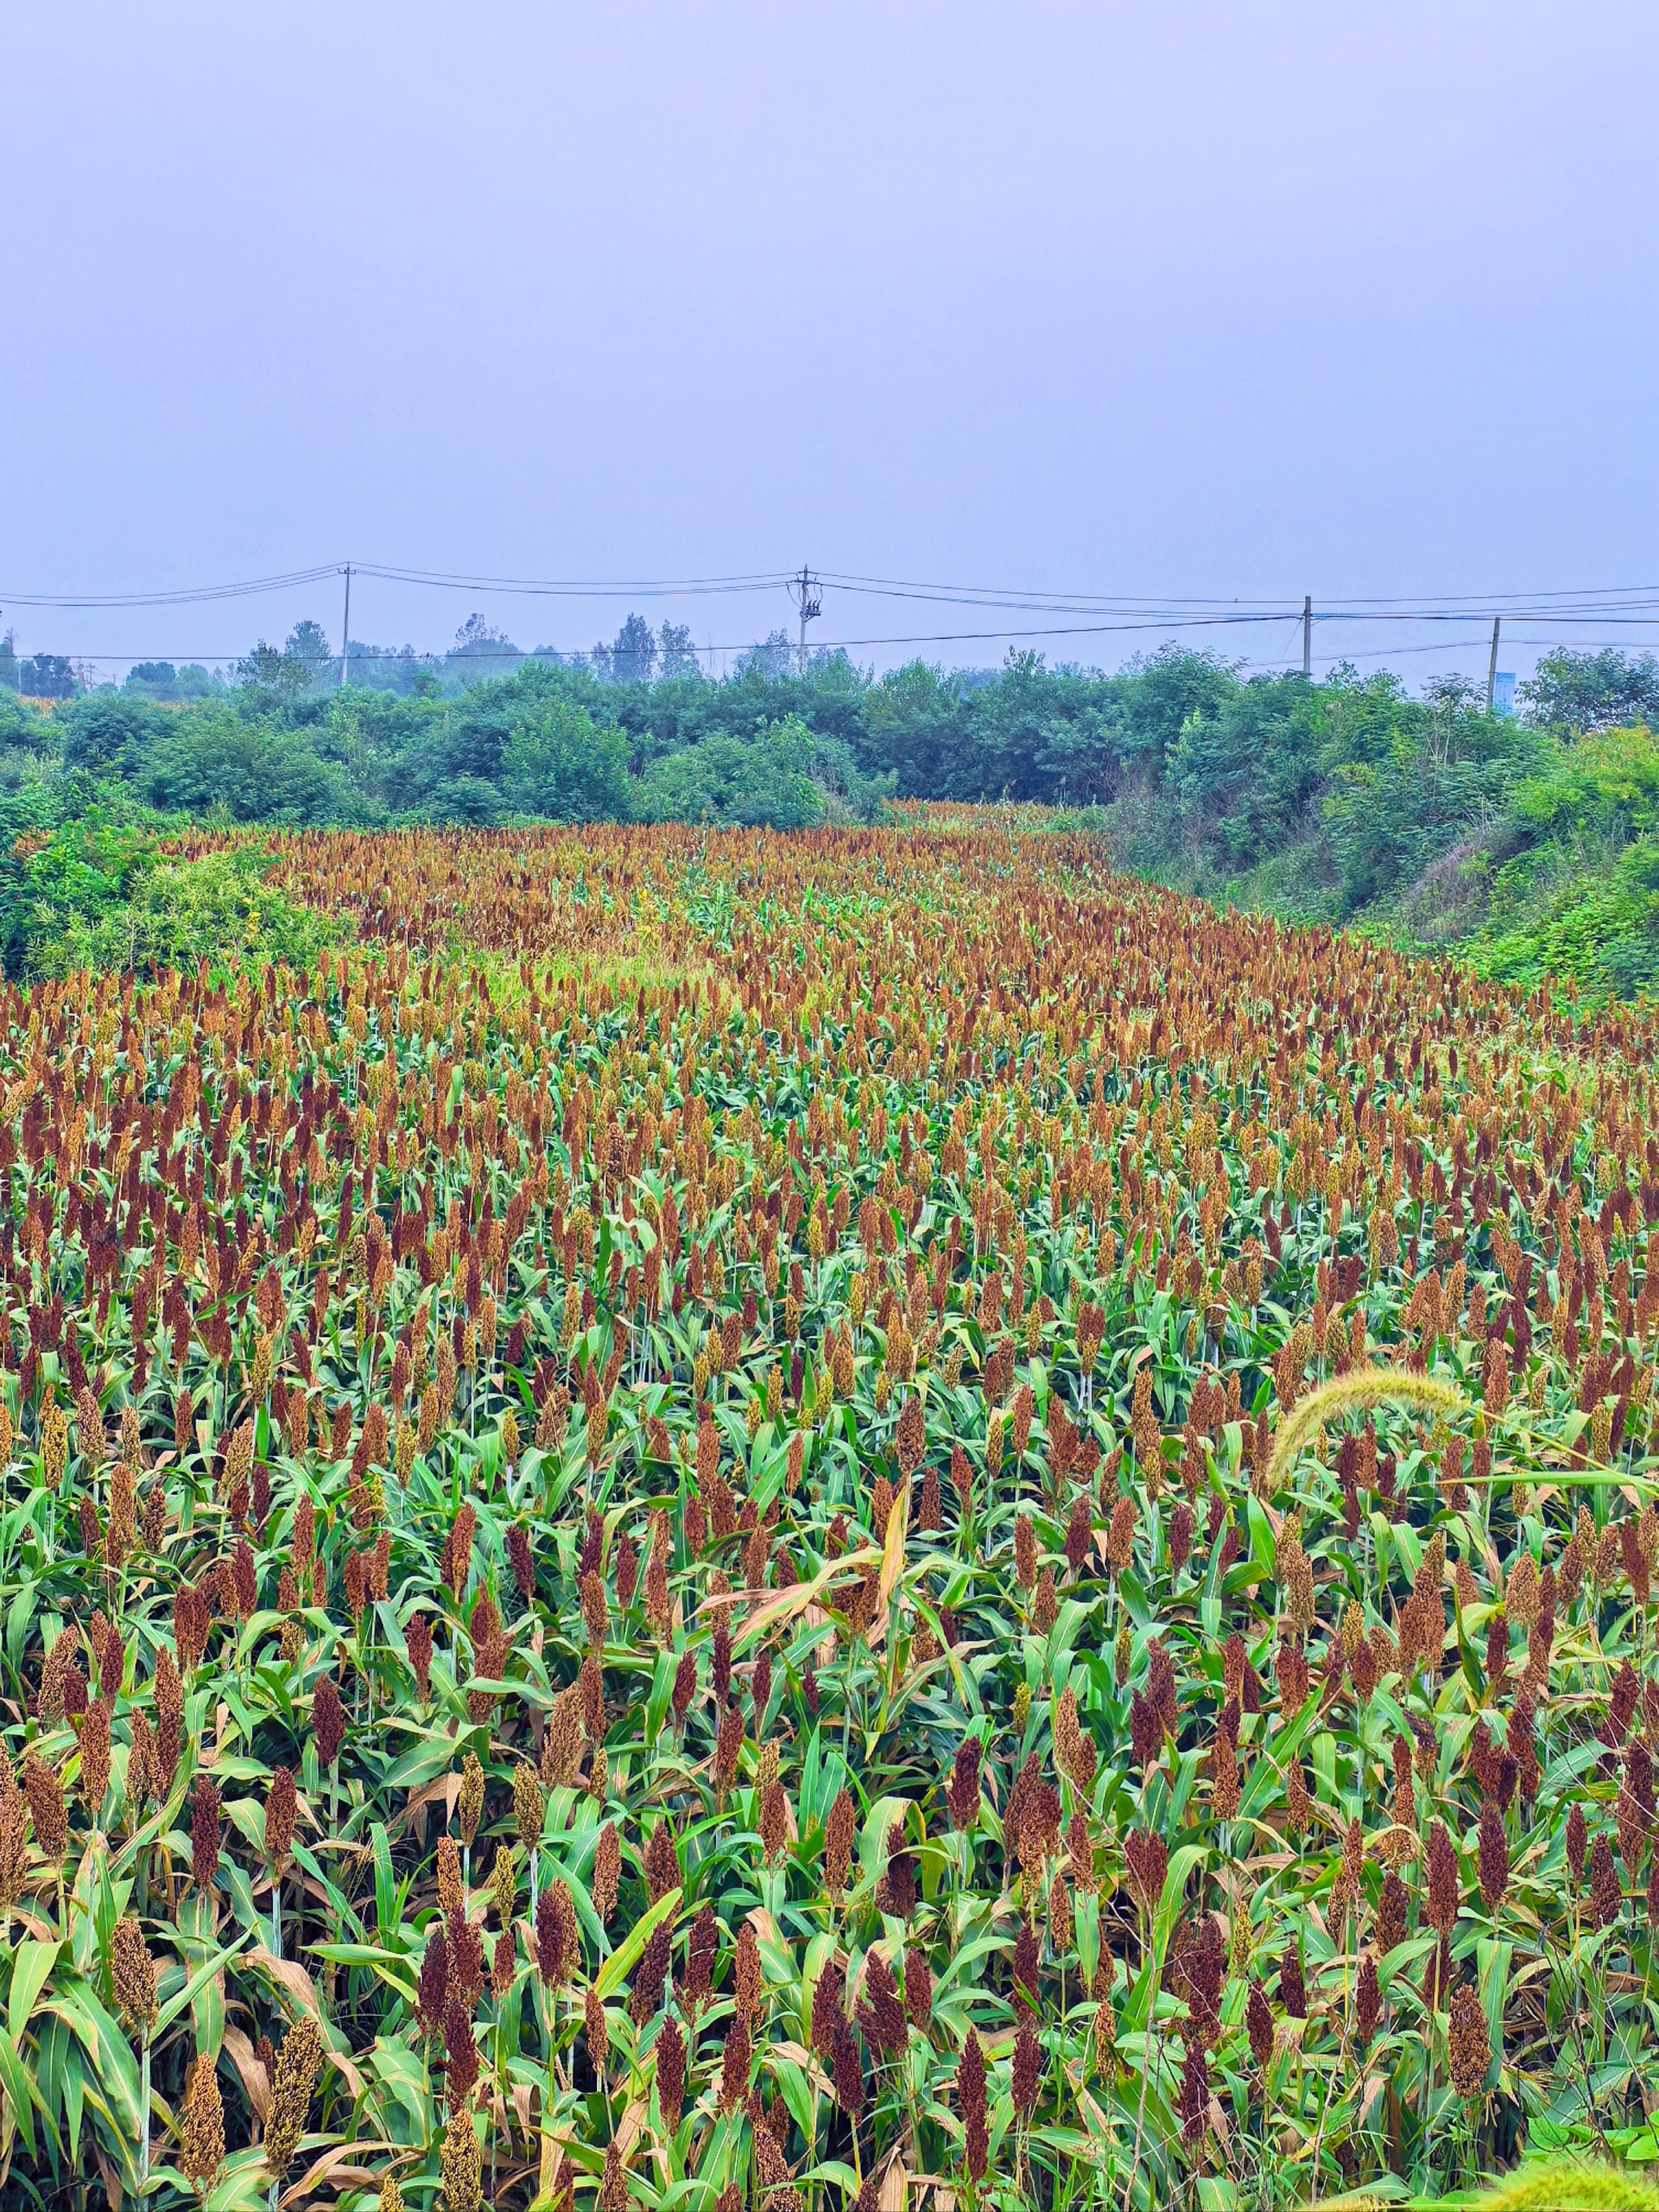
12, 557, 1659, 622
0, 563, 794, 611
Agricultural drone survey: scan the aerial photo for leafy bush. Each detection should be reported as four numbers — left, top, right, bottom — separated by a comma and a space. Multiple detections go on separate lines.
0, 813, 337, 980
637, 718, 827, 829
635, 715, 889, 829
499, 695, 635, 822
139, 710, 356, 824
1471, 833, 1659, 1001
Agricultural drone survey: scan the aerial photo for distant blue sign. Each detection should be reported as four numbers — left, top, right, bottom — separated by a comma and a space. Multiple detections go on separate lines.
1492, 671, 1516, 716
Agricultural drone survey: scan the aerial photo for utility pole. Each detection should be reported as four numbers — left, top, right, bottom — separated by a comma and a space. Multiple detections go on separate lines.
787, 565, 822, 675
340, 564, 352, 688
1301, 595, 1312, 679
1486, 616, 1501, 714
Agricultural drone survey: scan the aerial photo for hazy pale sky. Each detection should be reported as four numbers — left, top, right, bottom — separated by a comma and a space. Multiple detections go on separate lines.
4, 2, 1657, 683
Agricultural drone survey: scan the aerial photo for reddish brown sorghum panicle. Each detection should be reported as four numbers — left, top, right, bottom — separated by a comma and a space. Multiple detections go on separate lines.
878, 1821, 919, 1916
442, 1991, 480, 2105
1477, 1800, 1510, 1908
1184, 1914, 1227, 2048
313, 1674, 348, 1769
904, 1941, 933, 2031
582, 1984, 609, 2074
1375, 1867, 1409, 1958
957, 2029, 988, 2180
1589, 1831, 1623, 1926
1124, 1827, 1168, 1915
824, 1786, 856, 1896
1604, 1659, 1641, 1750
830, 2009, 864, 2122
1176, 2039, 1211, 2145
810, 1958, 845, 2059
856, 1949, 906, 2055
111, 1913, 158, 2035
443, 1502, 477, 1597
1424, 1819, 1460, 1937
629, 1920, 672, 2026
718, 2010, 751, 2110
265, 1766, 297, 1865
78, 1698, 112, 1818
759, 1775, 789, 1862
531, 1890, 560, 1989
642, 1820, 678, 1903
1247, 1977, 1274, 2071
1013, 2013, 1042, 2115
654, 2013, 686, 2129
947, 1737, 982, 1829
591, 1821, 621, 1922
1277, 1949, 1307, 2018
490, 1927, 514, 2000
417, 1924, 450, 2033
0, 1762, 23, 1911
1053, 1685, 1096, 1797
404, 1613, 434, 1700
21, 1751, 66, 1859
723, 1916, 757, 2016
507, 1522, 535, 1605
1354, 1952, 1381, 2048
713, 1699, 744, 1793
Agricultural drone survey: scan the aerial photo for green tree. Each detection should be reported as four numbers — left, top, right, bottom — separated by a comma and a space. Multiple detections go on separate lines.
19, 653, 79, 700
234, 639, 316, 707
58, 693, 166, 778
499, 697, 634, 821
1520, 648, 1659, 732
140, 710, 351, 822
638, 718, 825, 829
608, 613, 657, 685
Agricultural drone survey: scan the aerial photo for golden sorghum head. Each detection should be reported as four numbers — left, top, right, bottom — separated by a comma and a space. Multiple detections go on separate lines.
42, 1399, 69, 1491
439, 2103, 483, 2212
512, 1761, 545, 1850
263, 2014, 322, 2181
489, 1842, 517, 1928
378, 2176, 407, 2212
458, 1750, 485, 1848
179, 2052, 225, 2195
436, 1834, 465, 1920
110, 1913, 158, 2035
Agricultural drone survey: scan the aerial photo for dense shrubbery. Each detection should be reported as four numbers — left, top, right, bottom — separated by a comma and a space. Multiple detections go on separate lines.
0, 797, 336, 981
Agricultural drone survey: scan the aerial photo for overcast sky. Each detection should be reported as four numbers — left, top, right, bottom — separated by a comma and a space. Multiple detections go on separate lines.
3, 2, 1657, 684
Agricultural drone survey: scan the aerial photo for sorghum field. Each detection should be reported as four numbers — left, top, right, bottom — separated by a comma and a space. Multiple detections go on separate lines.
5, 815, 1659, 2212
